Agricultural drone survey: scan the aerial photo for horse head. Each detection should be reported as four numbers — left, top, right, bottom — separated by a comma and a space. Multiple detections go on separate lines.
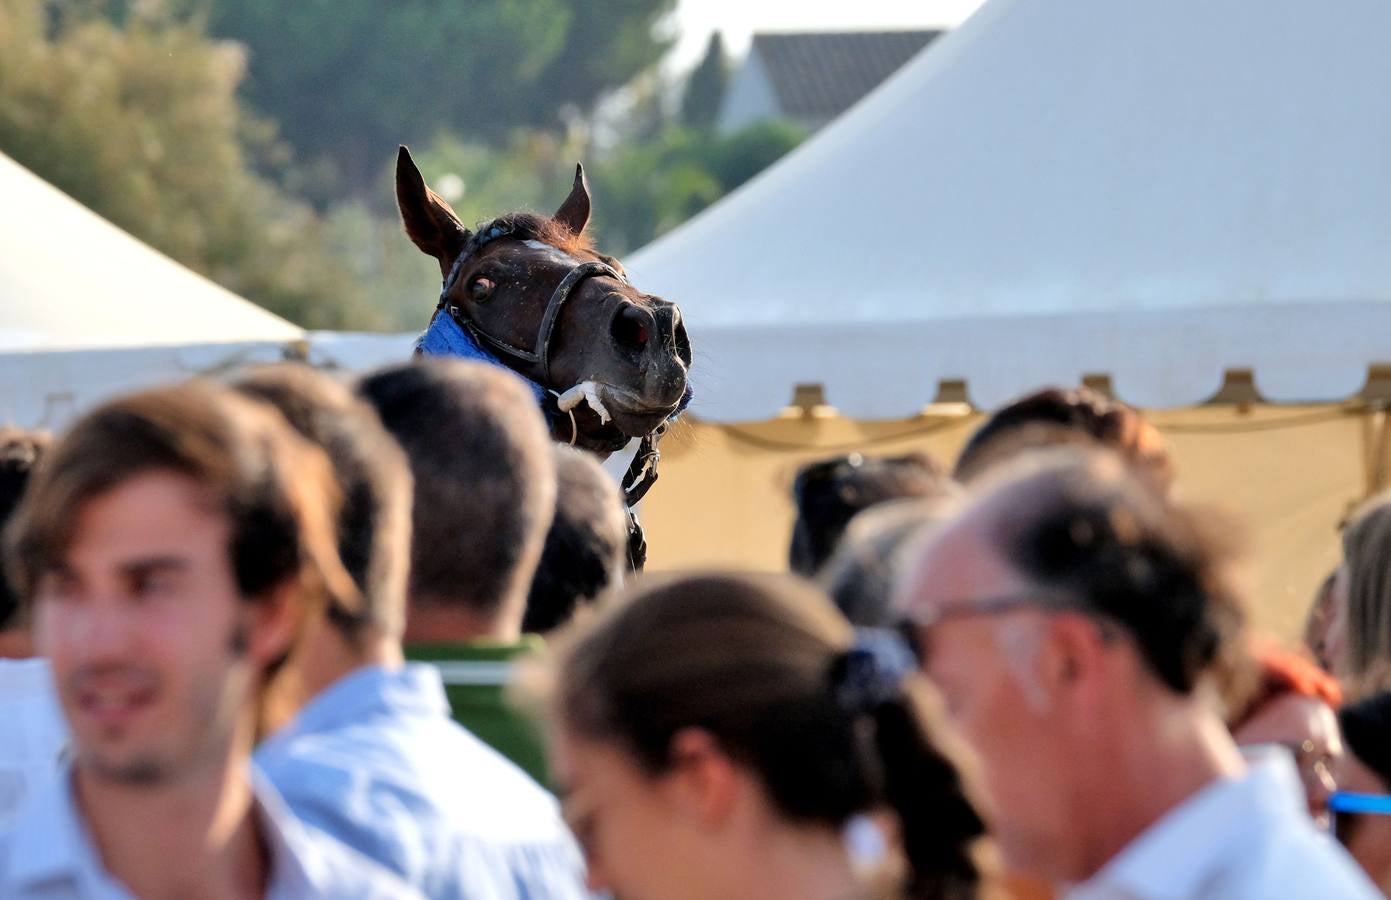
396, 146, 691, 459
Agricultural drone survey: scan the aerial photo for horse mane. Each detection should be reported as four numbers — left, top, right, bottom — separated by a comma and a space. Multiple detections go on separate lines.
481, 211, 596, 257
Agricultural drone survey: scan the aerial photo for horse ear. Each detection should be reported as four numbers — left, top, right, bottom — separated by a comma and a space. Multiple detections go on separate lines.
396, 145, 470, 273
553, 163, 591, 236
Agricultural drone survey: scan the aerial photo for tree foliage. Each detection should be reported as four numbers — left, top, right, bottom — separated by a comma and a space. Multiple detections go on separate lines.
680, 32, 728, 131
207, 0, 675, 195
398, 118, 802, 262
0, 0, 384, 329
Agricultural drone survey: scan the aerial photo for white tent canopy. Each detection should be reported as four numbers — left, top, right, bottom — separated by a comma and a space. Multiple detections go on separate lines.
0, 152, 303, 426
625, 0, 1391, 421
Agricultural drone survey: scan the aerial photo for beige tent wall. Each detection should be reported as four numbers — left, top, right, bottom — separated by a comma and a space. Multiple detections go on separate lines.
641, 404, 1372, 640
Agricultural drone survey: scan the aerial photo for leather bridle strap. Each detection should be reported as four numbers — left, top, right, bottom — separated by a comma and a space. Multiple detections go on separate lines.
440, 239, 624, 384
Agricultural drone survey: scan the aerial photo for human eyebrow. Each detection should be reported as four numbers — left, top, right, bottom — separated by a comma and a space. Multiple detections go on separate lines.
119, 557, 190, 582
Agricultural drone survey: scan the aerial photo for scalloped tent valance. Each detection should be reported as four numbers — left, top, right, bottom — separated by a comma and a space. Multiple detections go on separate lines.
624, 0, 1391, 422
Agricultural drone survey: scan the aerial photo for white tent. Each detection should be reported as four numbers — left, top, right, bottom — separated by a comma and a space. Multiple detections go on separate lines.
625, 0, 1391, 421
0, 152, 303, 426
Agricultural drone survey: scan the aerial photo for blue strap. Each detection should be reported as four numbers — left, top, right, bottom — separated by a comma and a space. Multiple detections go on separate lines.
415, 314, 547, 403
1329, 791, 1391, 815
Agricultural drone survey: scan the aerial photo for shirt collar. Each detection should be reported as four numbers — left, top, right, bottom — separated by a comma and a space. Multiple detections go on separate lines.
6, 765, 320, 898
270, 663, 450, 743
6, 766, 114, 895
1066, 747, 1306, 900
251, 766, 332, 899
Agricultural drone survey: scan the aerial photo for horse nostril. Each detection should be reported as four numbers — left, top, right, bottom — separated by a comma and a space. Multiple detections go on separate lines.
611, 304, 651, 354
672, 312, 692, 367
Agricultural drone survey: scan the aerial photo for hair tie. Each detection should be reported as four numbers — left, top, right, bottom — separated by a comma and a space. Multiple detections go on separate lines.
831, 628, 916, 714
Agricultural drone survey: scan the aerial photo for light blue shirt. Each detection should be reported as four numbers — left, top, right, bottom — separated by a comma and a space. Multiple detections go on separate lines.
1066, 747, 1378, 900
0, 762, 420, 899
0, 659, 67, 826
256, 663, 590, 900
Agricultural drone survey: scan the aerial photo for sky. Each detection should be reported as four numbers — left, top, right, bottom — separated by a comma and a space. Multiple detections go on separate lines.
664, 0, 989, 71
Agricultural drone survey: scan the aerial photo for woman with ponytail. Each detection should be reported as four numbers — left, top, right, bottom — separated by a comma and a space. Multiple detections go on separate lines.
537, 571, 997, 900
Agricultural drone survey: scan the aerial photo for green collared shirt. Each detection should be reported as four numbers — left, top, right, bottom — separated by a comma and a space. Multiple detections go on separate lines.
406, 637, 549, 784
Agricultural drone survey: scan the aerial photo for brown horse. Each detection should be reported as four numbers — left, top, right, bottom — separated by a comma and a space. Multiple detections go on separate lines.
395, 146, 691, 461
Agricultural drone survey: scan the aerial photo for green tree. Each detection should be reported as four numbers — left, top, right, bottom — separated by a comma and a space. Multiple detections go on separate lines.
0, 0, 384, 329
206, 0, 675, 197
680, 32, 728, 131
526, 0, 677, 117
590, 121, 805, 253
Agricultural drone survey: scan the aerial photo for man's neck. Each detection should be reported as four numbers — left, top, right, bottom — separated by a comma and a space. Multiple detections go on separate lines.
1067, 687, 1245, 882
297, 625, 404, 702
403, 596, 520, 644
74, 740, 268, 900
0, 628, 33, 659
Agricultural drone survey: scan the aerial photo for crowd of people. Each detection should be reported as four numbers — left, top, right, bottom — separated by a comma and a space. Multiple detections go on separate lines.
0, 364, 1387, 899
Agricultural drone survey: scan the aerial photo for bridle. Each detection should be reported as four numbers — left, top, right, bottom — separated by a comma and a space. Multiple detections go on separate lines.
437, 219, 626, 387
433, 218, 676, 569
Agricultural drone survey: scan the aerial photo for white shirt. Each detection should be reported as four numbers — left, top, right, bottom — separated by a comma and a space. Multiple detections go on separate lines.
0, 764, 424, 899
0, 659, 67, 825
1066, 748, 1378, 900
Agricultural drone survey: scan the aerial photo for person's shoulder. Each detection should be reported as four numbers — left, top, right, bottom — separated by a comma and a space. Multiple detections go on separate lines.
437, 718, 566, 821
258, 775, 427, 900
281, 817, 428, 900
1224, 817, 1379, 899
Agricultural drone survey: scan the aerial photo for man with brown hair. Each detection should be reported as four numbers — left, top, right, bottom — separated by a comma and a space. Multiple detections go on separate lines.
952, 385, 1175, 493
359, 359, 559, 782
242, 364, 587, 899
0, 382, 416, 899
898, 447, 1373, 898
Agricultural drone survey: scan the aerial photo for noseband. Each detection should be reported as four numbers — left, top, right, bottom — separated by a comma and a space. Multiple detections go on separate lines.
437, 220, 625, 386
432, 219, 671, 570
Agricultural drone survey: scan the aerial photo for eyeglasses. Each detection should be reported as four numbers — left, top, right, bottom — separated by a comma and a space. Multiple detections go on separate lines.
896, 589, 1096, 662
1330, 791, 1391, 843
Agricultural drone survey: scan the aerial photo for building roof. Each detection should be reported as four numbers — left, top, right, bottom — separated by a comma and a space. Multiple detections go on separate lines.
751, 31, 941, 125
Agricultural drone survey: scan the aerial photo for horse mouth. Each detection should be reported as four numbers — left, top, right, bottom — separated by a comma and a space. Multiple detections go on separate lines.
555, 382, 683, 454
599, 385, 683, 435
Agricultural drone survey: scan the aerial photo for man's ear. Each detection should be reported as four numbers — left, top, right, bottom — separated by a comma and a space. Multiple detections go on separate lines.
244, 579, 300, 670
666, 728, 738, 828
395, 145, 470, 275
1042, 612, 1116, 709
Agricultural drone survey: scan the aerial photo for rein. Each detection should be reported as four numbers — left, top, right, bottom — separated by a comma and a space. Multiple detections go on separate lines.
426, 218, 679, 570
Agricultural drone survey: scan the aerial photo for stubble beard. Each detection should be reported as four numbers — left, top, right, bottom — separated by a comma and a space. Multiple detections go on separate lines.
73, 619, 255, 789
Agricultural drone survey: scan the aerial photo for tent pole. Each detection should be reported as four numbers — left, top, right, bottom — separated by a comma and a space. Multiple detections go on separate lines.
1362, 403, 1391, 499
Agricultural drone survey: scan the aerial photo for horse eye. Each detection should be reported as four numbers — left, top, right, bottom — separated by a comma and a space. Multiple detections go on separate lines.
470, 277, 495, 302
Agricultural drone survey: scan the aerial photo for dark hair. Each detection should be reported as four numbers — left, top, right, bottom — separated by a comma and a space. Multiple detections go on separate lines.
1340, 691, 1391, 789
985, 448, 1245, 695
235, 364, 413, 642
554, 571, 995, 900
954, 387, 1173, 491
820, 496, 959, 628
358, 359, 556, 621
522, 445, 627, 635
4, 382, 354, 670
0, 429, 49, 631
790, 452, 948, 576
1336, 690, 1391, 846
